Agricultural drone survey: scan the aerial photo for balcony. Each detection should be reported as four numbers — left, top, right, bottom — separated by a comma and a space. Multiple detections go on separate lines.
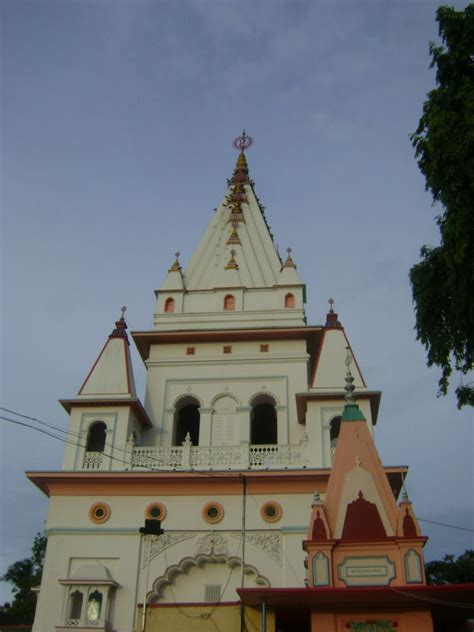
131, 438, 308, 471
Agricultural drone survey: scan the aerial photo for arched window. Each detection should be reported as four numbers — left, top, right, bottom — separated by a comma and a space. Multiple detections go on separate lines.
86, 422, 107, 452
174, 396, 200, 446
69, 590, 83, 620
250, 394, 277, 445
224, 294, 235, 310
330, 416, 341, 460
87, 591, 102, 622
164, 297, 175, 313
284, 293, 295, 308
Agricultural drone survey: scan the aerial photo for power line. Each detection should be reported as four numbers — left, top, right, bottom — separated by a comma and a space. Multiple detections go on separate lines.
417, 517, 474, 533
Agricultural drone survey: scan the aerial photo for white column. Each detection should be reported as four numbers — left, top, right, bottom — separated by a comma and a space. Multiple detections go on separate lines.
198, 407, 212, 446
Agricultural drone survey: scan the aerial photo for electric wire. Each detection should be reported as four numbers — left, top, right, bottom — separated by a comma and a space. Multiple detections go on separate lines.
3, 406, 474, 535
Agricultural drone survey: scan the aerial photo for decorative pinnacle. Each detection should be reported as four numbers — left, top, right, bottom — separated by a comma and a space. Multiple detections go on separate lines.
283, 247, 296, 269
344, 346, 356, 404
225, 249, 239, 270
120, 305, 127, 320
312, 490, 321, 506
232, 129, 254, 152
328, 298, 334, 313
169, 251, 182, 272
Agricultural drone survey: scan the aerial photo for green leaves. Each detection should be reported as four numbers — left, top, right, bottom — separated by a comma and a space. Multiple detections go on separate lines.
0, 533, 46, 625
410, 4, 474, 408
426, 549, 474, 584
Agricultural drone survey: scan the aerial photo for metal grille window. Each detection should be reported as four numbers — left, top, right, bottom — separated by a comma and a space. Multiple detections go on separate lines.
204, 584, 221, 602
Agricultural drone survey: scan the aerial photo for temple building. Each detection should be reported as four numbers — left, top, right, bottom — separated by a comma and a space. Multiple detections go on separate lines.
27, 134, 474, 632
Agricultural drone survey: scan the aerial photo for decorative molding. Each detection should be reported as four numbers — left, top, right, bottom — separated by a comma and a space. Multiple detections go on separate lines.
172, 392, 204, 408
145, 532, 195, 566
88, 502, 111, 525
249, 391, 279, 406
231, 531, 282, 565
150, 551, 270, 601
210, 391, 241, 407
196, 533, 229, 556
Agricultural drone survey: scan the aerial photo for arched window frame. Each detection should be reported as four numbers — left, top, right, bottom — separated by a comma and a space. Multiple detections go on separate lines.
85, 421, 107, 453
164, 297, 175, 313
87, 590, 103, 622
249, 393, 278, 445
68, 589, 84, 621
284, 293, 295, 308
223, 294, 235, 310
173, 395, 201, 446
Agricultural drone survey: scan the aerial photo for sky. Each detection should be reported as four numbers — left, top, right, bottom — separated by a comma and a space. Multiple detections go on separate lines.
1, 0, 473, 604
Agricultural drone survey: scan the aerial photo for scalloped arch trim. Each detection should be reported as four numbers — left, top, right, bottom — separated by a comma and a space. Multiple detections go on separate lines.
249, 391, 279, 407
172, 392, 204, 409
150, 554, 270, 601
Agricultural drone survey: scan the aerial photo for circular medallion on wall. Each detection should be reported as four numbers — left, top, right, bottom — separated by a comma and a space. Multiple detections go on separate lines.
89, 502, 111, 524
260, 500, 282, 523
145, 501, 167, 522
202, 501, 224, 524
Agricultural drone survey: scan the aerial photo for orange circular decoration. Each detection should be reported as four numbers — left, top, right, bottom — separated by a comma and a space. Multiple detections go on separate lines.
145, 502, 167, 521
89, 502, 110, 524
260, 501, 282, 523
202, 501, 224, 524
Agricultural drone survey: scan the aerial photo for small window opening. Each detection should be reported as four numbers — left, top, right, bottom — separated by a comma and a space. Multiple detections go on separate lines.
285, 293, 295, 308
224, 294, 235, 310
87, 591, 102, 622
174, 397, 200, 446
223, 345, 232, 354
250, 395, 277, 445
186, 347, 195, 355
330, 416, 342, 460
164, 297, 175, 313
205, 584, 221, 602
69, 590, 83, 620
260, 344, 269, 352
86, 422, 106, 452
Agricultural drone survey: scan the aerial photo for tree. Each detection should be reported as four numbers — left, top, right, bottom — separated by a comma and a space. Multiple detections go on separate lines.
410, 4, 474, 408
426, 549, 474, 584
0, 533, 46, 625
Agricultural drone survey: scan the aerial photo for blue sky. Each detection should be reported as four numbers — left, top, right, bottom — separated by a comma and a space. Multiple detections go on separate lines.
1, 0, 472, 603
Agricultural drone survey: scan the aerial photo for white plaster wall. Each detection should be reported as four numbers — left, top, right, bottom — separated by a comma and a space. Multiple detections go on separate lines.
143, 339, 309, 447
35, 489, 312, 631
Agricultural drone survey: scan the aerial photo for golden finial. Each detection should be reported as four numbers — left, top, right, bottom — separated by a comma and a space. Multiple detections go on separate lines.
225, 249, 239, 270
169, 251, 182, 272
283, 247, 296, 269
227, 224, 241, 245
231, 130, 253, 184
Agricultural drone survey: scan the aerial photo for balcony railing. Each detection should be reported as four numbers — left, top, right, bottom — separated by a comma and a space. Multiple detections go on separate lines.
131, 439, 308, 471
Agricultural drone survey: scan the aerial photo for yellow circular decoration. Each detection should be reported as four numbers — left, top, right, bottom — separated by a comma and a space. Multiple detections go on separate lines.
145, 502, 167, 521
89, 502, 110, 524
202, 501, 224, 524
260, 501, 282, 523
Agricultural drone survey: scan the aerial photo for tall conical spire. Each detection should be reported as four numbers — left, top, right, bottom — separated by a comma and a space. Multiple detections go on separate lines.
76, 308, 137, 398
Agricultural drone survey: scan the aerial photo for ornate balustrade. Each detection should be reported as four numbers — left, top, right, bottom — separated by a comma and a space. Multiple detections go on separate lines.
82, 451, 104, 470
131, 439, 308, 471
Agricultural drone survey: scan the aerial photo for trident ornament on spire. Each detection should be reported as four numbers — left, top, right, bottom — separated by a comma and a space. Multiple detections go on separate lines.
232, 129, 254, 152
344, 346, 356, 404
